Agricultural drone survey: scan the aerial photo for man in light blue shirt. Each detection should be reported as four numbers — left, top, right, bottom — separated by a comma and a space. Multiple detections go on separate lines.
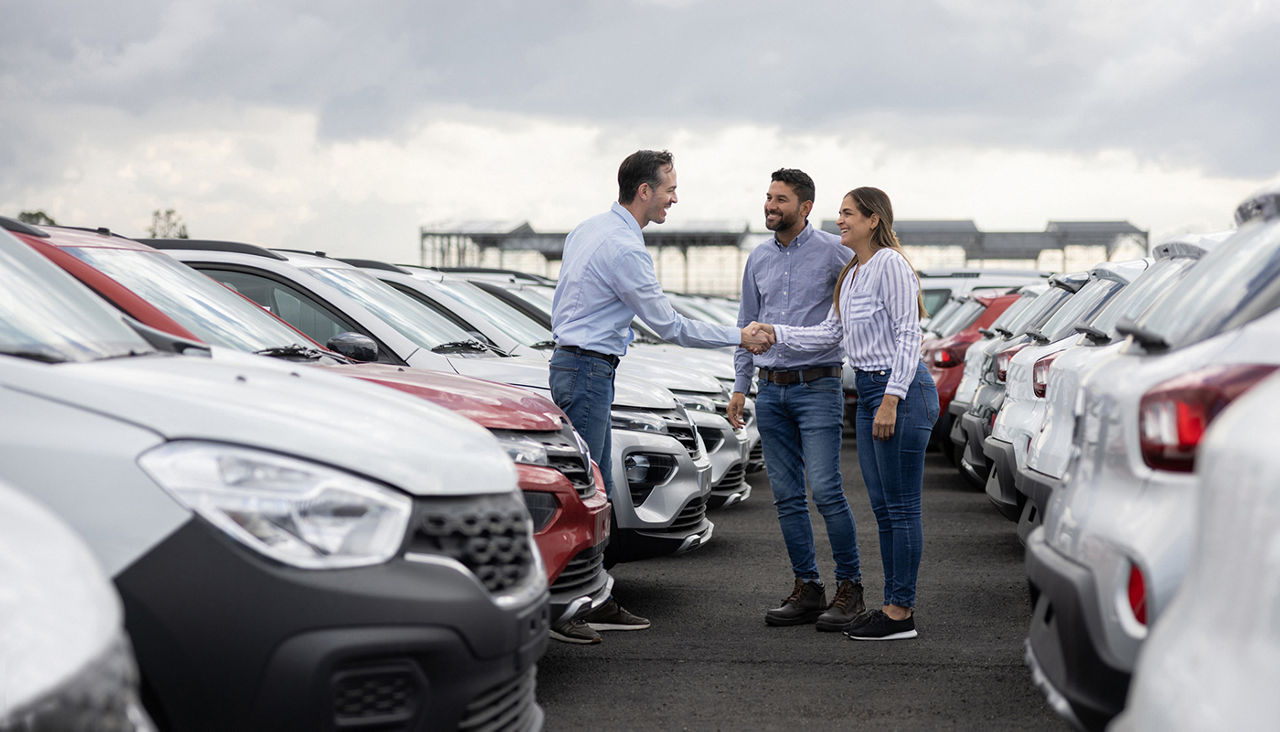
550, 149, 771, 639
727, 168, 864, 631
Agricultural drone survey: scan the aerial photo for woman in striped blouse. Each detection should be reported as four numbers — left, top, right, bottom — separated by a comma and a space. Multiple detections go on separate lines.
754, 186, 939, 641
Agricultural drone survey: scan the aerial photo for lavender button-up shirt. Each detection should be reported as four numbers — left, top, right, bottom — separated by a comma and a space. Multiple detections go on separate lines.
776, 247, 923, 399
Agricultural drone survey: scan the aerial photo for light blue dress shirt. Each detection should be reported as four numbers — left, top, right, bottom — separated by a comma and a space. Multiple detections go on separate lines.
552, 202, 740, 355
733, 223, 852, 393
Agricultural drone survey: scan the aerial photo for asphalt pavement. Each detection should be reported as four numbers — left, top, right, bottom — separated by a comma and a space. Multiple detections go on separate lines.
538, 436, 1067, 730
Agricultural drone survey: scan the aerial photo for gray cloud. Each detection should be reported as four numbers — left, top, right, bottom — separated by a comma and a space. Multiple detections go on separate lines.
3, 0, 1278, 178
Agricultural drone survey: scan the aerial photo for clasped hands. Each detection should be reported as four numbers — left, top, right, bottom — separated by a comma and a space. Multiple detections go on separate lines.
739, 322, 776, 354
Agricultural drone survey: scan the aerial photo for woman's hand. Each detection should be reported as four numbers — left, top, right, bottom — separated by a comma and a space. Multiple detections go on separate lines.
873, 395, 899, 440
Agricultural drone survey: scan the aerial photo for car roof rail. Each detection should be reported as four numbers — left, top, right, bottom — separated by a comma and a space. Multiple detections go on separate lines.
0, 216, 51, 237
1235, 188, 1280, 226
428, 266, 555, 284
338, 258, 414, 274
147, 239, 289, 260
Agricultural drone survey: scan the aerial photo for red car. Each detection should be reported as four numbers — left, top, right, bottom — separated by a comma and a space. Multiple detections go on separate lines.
12, 222, 613, 628
923, 292, 1020, 462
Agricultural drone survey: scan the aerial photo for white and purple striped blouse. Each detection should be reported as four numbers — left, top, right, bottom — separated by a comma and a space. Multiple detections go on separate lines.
775, 247, 922, 398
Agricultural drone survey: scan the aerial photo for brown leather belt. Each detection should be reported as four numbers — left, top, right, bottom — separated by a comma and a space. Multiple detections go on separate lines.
758, 366, 842, 385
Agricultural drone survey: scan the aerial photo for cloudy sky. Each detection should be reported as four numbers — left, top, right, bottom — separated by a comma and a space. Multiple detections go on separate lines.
3, 0, 1277, 263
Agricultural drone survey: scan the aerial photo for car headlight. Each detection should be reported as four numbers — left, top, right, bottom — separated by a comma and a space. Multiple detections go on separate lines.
139, 442, 412, 569
610, 409, 669, 433
0, 634, 154, 732
493, 432, 551, 466
675, 394, 717, 413
521, 491, 560, 533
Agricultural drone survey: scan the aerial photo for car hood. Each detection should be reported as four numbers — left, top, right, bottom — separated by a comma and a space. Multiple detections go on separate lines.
619, 350, 724, 394
313, 361, 564, 431
4, 349, 516, 498
451, 354, 678, 410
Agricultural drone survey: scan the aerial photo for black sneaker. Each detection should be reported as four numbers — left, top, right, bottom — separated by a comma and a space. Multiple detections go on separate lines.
549, 619, 602, 645
584, 599, 650, 631
844, 610, 917, 640
765, 579, 826, 626
816, 579, 866, 632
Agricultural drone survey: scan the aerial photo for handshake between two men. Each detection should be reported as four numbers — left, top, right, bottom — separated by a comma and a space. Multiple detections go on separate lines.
737, 322, 777, 355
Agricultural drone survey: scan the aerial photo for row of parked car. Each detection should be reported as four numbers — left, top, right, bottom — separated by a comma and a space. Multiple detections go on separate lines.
918, 185, 1280, 729
0, 218, 758, 730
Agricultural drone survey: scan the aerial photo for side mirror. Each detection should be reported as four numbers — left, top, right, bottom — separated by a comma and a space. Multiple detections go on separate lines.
326, 332, 378, 362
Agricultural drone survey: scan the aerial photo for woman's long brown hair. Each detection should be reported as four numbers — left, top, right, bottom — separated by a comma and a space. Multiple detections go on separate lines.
832, 187, 928, 319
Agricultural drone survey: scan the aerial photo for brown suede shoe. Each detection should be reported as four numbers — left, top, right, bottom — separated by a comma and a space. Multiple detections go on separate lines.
816, 579, 867, 632
765, 579, 827, 626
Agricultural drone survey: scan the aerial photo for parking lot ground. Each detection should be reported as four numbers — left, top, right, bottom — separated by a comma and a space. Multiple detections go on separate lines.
538, 438, 1067, 730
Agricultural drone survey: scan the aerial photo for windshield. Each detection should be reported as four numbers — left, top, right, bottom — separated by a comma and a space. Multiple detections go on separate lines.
936, 299, 986, 337
1007, 287, 1071, 337
1135, 221, 1280, 349
1035, 277, 1124, 341
987, 293, 1035, 333
1089, 257, 1197, 337
433, 278, 553, 344
0, 232, 153, 363
65, 246, 313, 352
925, 298, 964, 332
307, 266, 479, 350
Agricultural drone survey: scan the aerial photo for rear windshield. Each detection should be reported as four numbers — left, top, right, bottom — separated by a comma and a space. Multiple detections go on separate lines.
1036, 277, 1124, 342
1089, 257, 1198, 338
922, 288, 951, 316
1136, 221, 1280, 348
936, 299, 986, 338
988, 293, 1035, 332
1007, 288, 1071, 336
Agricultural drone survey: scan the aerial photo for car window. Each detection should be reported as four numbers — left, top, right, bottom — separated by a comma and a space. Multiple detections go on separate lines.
304, 266, 480, 350
1089, 257, 1197, 337
0, 232, 152, 362
432, 279, 554, 343
1036, 277, 1124, 341
63, 247, 311, 352
922, 288, 951, 316
198, 268, 364, 348
1135, 221, 1280, 348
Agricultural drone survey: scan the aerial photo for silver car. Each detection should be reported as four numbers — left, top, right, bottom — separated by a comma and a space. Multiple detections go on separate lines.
1113, 370, 1280, 731
1025, 189, 1280, 729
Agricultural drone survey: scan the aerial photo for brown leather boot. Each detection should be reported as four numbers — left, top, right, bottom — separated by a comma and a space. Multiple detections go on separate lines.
765, 578, 826, 626
816, 579, 867, 632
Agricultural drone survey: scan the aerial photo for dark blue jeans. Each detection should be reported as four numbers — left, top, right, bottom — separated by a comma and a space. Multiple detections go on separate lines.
756, 375, 861, 583
855, 361, 939, 608
549, 349, 617, 497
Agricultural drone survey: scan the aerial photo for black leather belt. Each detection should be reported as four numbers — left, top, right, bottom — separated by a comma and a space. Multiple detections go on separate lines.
556, 345, 620, 368
758, 366, 842, 385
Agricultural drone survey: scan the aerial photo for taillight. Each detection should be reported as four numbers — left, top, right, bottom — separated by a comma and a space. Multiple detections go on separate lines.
1032, 351, 1064, 399
995, 343, 1028, 383
931, 347, 963, 368
1138, 363, 1279, 472
1127, 562, 1147, 626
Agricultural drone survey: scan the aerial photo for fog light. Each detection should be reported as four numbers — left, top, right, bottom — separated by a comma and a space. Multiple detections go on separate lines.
521, 491, 560, 534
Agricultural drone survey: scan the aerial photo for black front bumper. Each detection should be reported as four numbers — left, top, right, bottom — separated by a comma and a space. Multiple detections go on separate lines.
1024, 529, 1130, 730
118, 518, 548, 732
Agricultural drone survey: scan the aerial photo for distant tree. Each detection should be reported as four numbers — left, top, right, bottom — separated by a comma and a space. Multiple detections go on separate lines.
17, 210, 56, 226
147, 209, 189, 239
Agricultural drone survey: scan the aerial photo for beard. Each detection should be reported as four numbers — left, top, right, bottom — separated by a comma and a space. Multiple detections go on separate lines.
765, 208, 800, 232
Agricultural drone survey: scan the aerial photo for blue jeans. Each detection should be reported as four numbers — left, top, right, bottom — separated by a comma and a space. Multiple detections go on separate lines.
756, 375, 861, 583
549, 349, 617, 497
855, 361, 939, 608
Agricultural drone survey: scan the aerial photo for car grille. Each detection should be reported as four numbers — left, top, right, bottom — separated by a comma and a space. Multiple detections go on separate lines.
654, 495, 708, 536
713, 463, 746, 491
696, 425, 726, 453
549, 542, 607, 597
406, 493, 535, 595
748, 441, 764, 465
332, 661, 424, 728
458, 667, 541, 732
492, 424, 596, 500
648, 407, 700, 459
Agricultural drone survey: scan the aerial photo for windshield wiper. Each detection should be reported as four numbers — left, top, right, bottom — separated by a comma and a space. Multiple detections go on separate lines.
994, 327, 1013, 338
431, 339, 491, 354
1026, 328, 1051, 344
254, 344, 324, 361
1075, 324, 1111, 344
1115, 319, 1169, 351
529, 340, 557, 350
0, 348, 68, 364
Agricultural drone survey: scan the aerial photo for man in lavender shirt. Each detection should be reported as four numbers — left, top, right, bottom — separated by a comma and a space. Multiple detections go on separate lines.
727, 169, 865, 631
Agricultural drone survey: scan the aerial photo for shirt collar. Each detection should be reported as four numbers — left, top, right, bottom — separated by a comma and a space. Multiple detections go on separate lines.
611, 202, 644, 238
772, 221, 814, 251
